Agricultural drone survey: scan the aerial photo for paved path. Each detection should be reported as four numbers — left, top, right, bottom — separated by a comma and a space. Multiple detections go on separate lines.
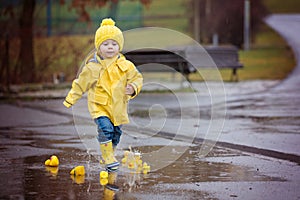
220, 14, 300, 157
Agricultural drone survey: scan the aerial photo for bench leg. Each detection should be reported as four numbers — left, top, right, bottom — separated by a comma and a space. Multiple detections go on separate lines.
184, 73, 191, 83
230, 68, 239, 82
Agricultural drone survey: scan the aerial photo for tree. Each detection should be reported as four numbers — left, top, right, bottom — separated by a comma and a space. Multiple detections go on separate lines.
0, 0, 151, 85
15, 0, 36, 83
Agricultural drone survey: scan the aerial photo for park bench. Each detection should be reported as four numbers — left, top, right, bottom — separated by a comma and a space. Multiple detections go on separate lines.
124, 45, 243, 81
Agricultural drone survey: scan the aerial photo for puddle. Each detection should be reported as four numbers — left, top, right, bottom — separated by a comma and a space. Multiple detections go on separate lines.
0, 129, 283, 200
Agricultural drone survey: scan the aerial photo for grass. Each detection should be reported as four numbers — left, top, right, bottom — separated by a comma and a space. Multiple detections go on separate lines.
236, 24, 295, 80
263, 0, 300, 13
142, 0, 189, 33
189, 24, 296, 82
33, 35, 94, 82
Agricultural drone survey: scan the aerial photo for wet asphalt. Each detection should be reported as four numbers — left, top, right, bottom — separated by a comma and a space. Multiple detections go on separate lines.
0, 14, 300, 200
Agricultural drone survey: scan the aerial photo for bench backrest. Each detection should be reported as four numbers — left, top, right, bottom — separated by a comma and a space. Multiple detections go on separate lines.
124, 45, 243, 74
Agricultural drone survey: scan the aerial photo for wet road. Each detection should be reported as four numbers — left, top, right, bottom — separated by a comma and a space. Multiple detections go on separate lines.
1, 14, 300, 199
0, 125, 296, 200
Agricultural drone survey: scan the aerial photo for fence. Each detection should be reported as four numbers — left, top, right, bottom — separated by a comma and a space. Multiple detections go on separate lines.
34, 0, 143, 36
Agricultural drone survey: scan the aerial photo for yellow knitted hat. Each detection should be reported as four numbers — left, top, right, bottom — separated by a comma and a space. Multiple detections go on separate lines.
94, 18, 124, 51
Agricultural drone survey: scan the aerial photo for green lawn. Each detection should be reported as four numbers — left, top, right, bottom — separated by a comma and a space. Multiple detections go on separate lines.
142, 0, 189, 33
186, 23, 296, 82
237, 24, 296, 81
264, 0, 300, 13
211, 24, 296, 81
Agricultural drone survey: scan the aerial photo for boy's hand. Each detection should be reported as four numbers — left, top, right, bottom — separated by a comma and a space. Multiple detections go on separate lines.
125, 84, 134, 95
63, 100, 72, 108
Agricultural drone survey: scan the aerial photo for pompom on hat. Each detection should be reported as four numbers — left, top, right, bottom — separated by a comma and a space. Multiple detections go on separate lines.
94, 18, 124, 51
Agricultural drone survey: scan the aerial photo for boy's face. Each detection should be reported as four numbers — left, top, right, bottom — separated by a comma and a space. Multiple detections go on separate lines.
98, 39, 119, 59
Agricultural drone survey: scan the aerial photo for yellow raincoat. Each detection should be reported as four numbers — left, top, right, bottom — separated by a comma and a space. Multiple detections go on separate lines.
63, 53, 143, 126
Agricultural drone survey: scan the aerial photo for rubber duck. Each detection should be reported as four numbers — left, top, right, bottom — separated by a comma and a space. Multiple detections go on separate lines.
134, 152, 141, 160
137, 159, 143, 168
44, 155, 59, 167
100, 158, 105, 164
128, 161, 135, 169
143, 162, 150, 170
121, 150, 130, 164
124, 150, 130, 157
70, 174, 85, 184
45, 166, 59, 176
121, 157, 127, 164
70, 165, 85, 176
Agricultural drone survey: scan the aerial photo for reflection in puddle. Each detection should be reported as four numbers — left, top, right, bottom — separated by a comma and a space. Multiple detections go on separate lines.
0, 142, 283, 199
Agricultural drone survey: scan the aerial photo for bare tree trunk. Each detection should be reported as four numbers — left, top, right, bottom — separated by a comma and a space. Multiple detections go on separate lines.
15, 0, 36, 83
4, 33, 10, 92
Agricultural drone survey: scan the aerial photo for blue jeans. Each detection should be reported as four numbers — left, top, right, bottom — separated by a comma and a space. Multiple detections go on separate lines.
94, 116, 122, 147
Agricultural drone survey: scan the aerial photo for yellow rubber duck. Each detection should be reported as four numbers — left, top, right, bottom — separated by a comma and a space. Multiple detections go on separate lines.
44, 155, 59, 167
70, 165, 85, 176
45, 166, 59, 176
124, 150, 130, 157
70, 174, 85, 184
137, 159, 143, 168
121, 157, 127, 164
143, 162, 150, 170
128, 161, 135, 169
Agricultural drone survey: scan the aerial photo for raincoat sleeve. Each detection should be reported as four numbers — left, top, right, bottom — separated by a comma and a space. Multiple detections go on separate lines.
126, 63, 143, 99
63, 65, 96, 108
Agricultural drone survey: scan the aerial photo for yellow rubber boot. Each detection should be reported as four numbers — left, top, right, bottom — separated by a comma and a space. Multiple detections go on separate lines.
103, 172, 119, 200
100, 140, 119, 172
108, 172, 117, 185
103, 186, 117, 200
100, 148, 116, 165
